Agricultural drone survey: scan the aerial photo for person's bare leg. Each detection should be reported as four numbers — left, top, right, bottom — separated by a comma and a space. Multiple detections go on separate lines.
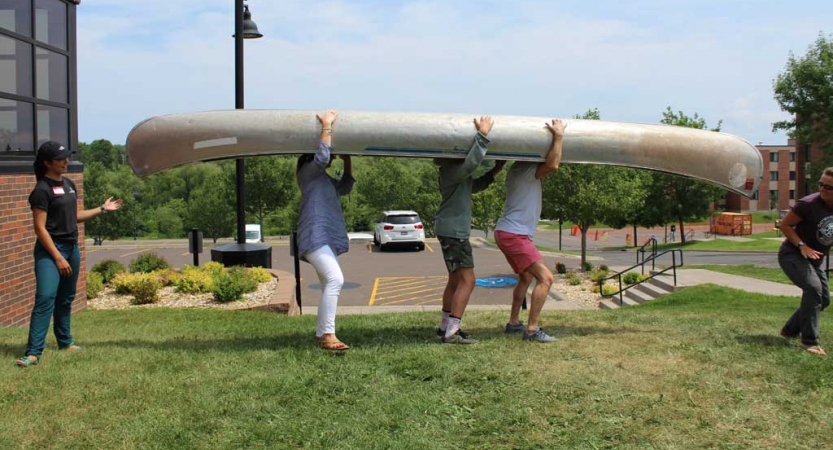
442, 271, 460, 313
525, 261, 554, 332
510, 272, 534, 325
450, 268, 476, 318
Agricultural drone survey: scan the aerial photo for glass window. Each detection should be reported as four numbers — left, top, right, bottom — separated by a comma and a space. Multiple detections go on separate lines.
789, 171, 796, 181
36, 104, 67, 148
769, 153, 778, 162
789, 190, 795, 200
0, 35, 33, 96
790, 152, 796, 162
769, 190, 778, 199
0, 98, 34, 152
385, 215, 421, 224
36, 46, 67, 102
752, 191, 758, 200
0, 1, 32, 37
770, 171, 779, 181
35, 0, 66, 50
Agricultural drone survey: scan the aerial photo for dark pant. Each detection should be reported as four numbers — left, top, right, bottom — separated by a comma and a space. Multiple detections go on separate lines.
778, 248, 830, 346
24, 241, 80, 357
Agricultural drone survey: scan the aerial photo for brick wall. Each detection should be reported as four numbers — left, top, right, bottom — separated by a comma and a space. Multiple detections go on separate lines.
0, 173, 86, 327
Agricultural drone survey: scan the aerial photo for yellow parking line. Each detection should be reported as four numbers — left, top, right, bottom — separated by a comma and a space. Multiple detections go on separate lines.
367, 243, 372, 253
368, 278, 381, 306
425, 243, 434, 252
378, 279, 439, 290
119, 248, 152, 258
374, 286, 446, 302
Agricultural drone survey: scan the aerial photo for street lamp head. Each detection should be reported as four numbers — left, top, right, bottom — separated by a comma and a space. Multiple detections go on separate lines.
242, 5, 263, 39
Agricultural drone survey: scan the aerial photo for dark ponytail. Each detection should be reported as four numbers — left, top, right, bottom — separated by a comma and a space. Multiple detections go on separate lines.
33, 156, 47, 181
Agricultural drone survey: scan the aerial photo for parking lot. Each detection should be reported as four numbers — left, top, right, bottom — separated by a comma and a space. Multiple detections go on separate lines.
85, 237, 580, 309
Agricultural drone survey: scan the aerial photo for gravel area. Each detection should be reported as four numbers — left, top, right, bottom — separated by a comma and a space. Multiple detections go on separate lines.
550, 272, 616, 309
87, 278, 278, 310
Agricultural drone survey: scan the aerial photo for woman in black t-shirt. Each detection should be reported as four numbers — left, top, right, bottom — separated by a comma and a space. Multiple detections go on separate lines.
15, 141, 123, 368
777, 167, 833, 356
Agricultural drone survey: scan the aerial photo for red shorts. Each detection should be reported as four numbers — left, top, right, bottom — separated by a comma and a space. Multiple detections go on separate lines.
495, 230, 542, 274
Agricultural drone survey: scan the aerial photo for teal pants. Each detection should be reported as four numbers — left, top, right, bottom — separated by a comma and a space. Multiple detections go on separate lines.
24, 241, 80, 357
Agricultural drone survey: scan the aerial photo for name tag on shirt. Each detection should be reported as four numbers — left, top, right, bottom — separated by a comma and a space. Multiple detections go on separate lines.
52, 186, 66, 195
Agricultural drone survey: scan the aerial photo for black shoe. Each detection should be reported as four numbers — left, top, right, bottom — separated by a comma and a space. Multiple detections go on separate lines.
436, 328, 470, 339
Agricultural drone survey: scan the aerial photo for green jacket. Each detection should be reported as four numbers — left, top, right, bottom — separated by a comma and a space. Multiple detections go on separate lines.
434, 132, 495, 239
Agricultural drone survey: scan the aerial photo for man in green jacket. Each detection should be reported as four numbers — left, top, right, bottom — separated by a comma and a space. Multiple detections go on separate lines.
434, 115, 505, 344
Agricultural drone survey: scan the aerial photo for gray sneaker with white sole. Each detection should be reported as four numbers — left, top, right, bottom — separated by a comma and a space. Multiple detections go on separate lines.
522, 328, 556, 343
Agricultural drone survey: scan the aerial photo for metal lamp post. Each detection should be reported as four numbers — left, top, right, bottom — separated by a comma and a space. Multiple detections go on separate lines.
210, 0, 272, 268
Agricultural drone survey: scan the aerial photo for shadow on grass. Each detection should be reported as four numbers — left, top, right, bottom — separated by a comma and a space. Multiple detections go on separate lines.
735, 334, 793, 348
0, 321, 639, 357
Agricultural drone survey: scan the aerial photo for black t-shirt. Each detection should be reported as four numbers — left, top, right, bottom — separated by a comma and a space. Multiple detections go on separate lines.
781, 192, 833, 266
28, 177, 79, 244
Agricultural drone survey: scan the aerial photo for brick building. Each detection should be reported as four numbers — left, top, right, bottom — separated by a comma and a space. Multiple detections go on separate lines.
1, 0, 82, 326
725, 138, 824, 212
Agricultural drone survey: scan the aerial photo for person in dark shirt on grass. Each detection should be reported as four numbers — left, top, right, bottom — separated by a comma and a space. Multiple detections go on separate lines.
16, 141, 123, 368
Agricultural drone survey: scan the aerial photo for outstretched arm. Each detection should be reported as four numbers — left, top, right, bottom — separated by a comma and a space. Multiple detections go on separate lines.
536, 119, 566, 179
473, 160, 505, 194
444, 116, 495, 182
77, 197, 123, 222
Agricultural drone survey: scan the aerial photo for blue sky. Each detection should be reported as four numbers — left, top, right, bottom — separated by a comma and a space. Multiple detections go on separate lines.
76, 0, 832, 146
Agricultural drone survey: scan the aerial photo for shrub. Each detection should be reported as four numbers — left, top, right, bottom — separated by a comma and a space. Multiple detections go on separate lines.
151, 268, 180, 287
86, 272, 104, 299
130, 274, 162, 305
601, 285, 619, 296
247, 267, 272, 284
213, 267, 256, 303
599, 264, 609, 271
582, 261, 594, 272
623, 271, 641, 285
555, 262, 567, 274
176, 265, 215, 294
91, 259, 125, 284
130, 252, 170, 273
111, 272, 161, 304
567, 274, 582, 286
589, 269, 609, 283
112, 272, 135, 295
201, 261, 225, 278
638, 274, 652, 283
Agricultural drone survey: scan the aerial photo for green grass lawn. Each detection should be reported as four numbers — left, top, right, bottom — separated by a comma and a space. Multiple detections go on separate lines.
2, 286, 831, 449
684, 264, 792, 284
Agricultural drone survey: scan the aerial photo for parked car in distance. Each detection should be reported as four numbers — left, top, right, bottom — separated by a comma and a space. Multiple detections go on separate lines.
245, 224, 262, 243
374, 210, 425, 251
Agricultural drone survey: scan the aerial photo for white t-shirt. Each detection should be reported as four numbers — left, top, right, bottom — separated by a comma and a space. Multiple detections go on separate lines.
495, 162, 541, 238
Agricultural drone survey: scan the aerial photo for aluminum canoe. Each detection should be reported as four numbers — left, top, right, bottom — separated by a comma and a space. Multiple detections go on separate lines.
125, 110, 763, 197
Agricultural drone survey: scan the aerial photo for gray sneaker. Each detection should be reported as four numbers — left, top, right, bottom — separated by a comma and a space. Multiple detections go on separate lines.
522, 328, 556, 343
441, 331, 479, 345
504, 322, 526, 334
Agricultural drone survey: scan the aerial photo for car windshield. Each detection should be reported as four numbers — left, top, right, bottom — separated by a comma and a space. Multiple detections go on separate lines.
386, 215, 420, 225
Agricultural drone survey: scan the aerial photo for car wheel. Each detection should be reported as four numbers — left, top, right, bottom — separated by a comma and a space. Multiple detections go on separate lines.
374, 233, 379, 246
379, 242, 387, 252
417, 243, 425, 251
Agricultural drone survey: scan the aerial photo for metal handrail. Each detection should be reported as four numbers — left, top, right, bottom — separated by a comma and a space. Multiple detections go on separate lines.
599, 248, 685, 306
636, 237, 658, 274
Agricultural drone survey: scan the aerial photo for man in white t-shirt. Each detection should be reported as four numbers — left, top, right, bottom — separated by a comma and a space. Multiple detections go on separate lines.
494, 119, 566, 342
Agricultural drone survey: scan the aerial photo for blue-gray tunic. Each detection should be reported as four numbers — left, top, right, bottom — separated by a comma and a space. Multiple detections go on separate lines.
296, 141, 355, 260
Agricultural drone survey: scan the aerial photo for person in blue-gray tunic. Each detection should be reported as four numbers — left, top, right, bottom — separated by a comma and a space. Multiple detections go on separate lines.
296, 109, 354, 351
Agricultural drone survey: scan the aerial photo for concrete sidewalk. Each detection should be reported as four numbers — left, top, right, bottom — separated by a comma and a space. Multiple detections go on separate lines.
675, 269, 800, 296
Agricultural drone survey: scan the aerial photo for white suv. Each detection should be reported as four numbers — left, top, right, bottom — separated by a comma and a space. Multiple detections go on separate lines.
374, 210, 425, 251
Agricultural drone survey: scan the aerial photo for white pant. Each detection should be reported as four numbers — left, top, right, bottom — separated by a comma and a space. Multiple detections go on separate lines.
305, 245, 343, 337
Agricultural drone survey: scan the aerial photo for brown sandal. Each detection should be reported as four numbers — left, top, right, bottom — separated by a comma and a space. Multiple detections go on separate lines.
320, 340, 350, 351
800, 344, 827, 355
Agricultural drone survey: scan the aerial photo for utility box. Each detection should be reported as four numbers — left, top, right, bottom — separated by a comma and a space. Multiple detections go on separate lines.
710, 212, 753, 236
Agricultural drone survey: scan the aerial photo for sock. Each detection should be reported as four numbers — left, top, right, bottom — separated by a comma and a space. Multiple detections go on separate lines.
445, 316, 461, 338
439, 310, 451, 332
